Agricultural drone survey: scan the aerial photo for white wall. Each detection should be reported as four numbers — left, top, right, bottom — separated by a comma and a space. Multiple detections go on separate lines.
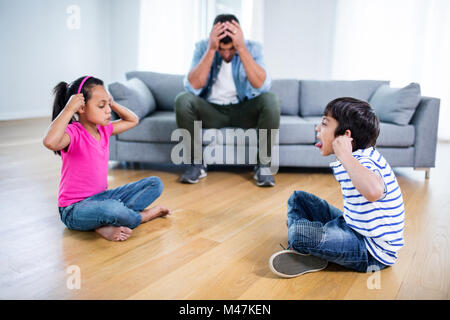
263, 0, 337, 80
0, 0, 114, 120
110, 0, 140, 82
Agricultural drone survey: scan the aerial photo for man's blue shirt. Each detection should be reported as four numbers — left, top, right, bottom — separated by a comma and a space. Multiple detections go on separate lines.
184, 39, 272, 102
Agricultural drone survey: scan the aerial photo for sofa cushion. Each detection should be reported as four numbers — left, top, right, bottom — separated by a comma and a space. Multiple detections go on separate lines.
376, 122, 415, 147
278, 116, 316, 144
118, 111, 178, 143
118, 112, 316, 145
270, 79, 300, 115
303, 117, 415, 147
369, 83, 421, 125
126, 71, 184, 111
208, 116, 316, 145
108, 78, 156, 119
299, 80, 389, 117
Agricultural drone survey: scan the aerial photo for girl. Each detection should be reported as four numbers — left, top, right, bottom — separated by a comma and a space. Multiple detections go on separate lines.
44, 76, 171, 241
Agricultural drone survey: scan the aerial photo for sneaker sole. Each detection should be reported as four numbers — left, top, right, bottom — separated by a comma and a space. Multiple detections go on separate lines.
269, 250, 328, 278
180, 170, 207, 184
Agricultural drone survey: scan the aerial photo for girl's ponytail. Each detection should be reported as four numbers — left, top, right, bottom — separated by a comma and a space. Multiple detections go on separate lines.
52, 82, 76, 124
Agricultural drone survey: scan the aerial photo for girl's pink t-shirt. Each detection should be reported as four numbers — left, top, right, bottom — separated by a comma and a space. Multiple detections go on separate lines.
58, 122, 114, 207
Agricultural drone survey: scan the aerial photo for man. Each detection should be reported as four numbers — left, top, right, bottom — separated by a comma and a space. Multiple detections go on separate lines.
174, 14, 280, 187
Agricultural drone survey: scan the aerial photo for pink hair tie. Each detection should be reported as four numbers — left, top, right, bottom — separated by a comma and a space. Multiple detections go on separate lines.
77, 76, 92, 94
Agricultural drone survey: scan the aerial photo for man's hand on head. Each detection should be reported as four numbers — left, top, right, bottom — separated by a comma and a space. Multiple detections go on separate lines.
224, 20, 245, 51
208, 22, 228, 52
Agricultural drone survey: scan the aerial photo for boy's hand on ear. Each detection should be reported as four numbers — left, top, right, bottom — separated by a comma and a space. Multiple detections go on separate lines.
66, 94, 85, 113
333, 135, 353, 161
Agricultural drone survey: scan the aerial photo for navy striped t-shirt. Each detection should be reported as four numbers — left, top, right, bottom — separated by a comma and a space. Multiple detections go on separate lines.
330, 147, 405, 266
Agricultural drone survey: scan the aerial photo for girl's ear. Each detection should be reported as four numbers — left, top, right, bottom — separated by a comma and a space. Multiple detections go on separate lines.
78, 105, 86, 114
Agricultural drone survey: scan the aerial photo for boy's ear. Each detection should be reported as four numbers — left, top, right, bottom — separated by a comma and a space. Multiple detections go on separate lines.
344, 129, 352, 138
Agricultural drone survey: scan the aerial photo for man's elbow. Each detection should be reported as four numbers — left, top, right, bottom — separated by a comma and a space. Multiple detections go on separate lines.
187, 74, 205, 90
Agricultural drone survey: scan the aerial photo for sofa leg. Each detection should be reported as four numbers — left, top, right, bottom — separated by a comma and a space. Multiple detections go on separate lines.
415, 168, 430, 179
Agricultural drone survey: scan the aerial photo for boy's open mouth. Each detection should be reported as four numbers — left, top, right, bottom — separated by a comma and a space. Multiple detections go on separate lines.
315, 141, 323, 149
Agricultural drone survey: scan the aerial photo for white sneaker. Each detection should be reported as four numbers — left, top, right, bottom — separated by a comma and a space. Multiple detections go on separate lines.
269, 250, 328, 278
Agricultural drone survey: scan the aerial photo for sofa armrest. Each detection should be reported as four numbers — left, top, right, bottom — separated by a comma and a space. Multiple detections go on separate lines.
410, 96, 440, 168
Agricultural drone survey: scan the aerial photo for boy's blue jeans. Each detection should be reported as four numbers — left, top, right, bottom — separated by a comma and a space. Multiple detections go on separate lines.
59, 176, 163, 231
287, 191, 388, 273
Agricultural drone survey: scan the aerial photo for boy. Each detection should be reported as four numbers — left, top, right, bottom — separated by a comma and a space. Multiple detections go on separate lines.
269, 97, 405, 277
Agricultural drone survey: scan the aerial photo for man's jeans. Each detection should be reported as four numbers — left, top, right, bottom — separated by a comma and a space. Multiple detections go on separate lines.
287, 191, 388, 272
174, 92, 280, 165
59, 177, 163, 231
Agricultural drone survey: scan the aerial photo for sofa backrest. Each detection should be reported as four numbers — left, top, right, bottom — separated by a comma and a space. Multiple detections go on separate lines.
126, 71, 184, 111
270, 79, 300, 115
298, 80, 389, 116
126, 71, 389, 117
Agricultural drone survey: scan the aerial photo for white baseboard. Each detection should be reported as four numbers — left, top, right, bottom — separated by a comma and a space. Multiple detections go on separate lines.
0, 110, 51, 120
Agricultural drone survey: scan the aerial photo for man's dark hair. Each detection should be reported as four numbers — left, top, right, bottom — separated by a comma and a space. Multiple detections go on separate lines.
324, 97, 380, 151
214, 14, 240, 44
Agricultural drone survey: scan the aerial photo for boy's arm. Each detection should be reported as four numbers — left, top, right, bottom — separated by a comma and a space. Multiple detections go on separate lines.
110, 97, 139, 136
43, 94, 83, 151
333, 135, 385, 202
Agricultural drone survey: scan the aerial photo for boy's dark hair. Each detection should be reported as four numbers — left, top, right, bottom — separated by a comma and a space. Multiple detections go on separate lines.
51, 76, 104, 155
324, 97, 380, 151
213, 14, 240, 45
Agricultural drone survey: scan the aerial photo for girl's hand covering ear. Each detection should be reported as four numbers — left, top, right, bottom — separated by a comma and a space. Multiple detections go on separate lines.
66, 94, 85, 113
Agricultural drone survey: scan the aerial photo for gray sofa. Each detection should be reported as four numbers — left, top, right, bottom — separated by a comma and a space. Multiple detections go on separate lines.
108, 71, 440, 177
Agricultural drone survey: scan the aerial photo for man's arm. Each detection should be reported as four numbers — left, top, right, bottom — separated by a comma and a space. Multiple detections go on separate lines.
225, 20, 266, 89
188, 22, 228, 90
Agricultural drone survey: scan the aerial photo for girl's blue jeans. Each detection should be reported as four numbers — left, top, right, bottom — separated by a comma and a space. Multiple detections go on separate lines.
59, 176, 164, 231
287, 190, 388, 273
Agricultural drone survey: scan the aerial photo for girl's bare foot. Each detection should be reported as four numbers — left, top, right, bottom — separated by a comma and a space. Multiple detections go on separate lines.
95, 226, 132, 241
141, 205, 171, 223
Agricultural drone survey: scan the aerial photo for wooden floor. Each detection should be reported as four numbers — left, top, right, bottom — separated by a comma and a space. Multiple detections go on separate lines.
0, 117, 449, 300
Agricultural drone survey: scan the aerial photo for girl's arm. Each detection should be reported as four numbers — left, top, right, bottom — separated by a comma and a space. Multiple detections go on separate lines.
333, 135, 385, 202
43, 94, 84, 151
110, 97, 139, 135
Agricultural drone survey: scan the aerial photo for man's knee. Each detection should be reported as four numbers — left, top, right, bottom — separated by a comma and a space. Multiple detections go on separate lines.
258, 92, 280, 128
174, 92, 195, 114
259, 92, 280, 112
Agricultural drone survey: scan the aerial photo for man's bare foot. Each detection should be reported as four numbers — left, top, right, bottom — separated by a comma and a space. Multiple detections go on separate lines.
95, 226, 132, 241
141, 205, 171, 223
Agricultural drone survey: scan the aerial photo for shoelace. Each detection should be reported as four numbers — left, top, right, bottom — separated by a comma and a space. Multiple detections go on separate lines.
279, 243, 292, 250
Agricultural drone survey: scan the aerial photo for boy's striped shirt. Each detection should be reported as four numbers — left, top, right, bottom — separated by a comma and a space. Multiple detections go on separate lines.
330, 147, 405, 266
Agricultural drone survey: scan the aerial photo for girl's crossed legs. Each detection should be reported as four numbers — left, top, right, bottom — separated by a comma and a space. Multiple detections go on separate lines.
59, 176, 170, 241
